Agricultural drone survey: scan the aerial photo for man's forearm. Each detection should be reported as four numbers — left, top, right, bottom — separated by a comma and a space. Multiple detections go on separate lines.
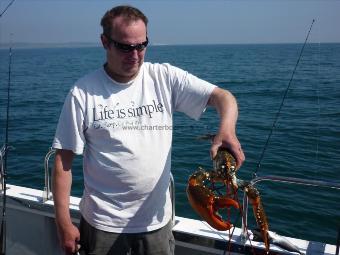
207, 87, 245, 167
208, 87, 238, 136
52, 149, 80, 253
52, 149, 74, 227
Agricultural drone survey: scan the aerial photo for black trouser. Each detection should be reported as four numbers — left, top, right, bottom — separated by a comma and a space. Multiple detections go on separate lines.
78, 217, 175, 255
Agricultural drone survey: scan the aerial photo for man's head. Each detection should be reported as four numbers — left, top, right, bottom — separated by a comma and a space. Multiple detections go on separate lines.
101, 5, 148, 38
100, 6, 149, 83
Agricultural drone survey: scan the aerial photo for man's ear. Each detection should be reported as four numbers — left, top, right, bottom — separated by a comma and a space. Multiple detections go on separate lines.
101, 34, 109, 49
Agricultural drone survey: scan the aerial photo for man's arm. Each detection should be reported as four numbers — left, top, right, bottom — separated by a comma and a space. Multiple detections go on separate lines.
52, 149, 80, 254
207, 87, 245, 168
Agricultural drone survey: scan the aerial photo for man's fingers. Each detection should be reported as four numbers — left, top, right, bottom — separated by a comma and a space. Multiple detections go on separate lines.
71, 244, 81, 255
210, 143, 245, 169
234, 146, 245, 169
210, 140, 222, 160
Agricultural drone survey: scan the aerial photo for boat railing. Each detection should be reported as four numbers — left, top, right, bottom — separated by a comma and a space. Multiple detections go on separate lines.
42, 148, 176, 225
170, 172, 175, 225
43, 147, 55, 202
0, 145, 6, 191
241, 174, 340, 239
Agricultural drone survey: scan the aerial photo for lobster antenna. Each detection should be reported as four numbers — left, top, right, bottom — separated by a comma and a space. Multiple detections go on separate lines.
253, 19, 315, 178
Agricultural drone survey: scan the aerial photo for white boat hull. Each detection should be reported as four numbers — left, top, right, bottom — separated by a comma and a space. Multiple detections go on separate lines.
0, 184, 337, 255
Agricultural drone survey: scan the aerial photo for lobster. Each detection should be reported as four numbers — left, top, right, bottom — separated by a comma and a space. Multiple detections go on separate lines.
186, 148, 270, 251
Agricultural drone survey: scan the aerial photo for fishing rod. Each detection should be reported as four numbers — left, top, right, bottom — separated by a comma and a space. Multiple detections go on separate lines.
0, 0, 15, 18
0, 1, 16, 253
0, 43, 13, 255
253, 19, 315, 177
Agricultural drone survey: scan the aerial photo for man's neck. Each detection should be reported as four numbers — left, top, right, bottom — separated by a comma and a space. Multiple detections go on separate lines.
104, 63, 139, 84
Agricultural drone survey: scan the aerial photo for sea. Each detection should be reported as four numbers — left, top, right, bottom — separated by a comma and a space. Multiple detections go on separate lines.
0, 43, 339, 245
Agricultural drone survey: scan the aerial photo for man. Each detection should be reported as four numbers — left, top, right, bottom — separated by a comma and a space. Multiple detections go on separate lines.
52, 5, 245, 255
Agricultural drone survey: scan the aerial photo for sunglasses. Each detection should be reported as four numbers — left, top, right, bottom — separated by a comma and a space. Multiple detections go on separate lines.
106, 35, 149, 53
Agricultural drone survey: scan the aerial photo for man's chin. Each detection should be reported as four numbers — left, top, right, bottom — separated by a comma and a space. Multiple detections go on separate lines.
123, 66, 140, 78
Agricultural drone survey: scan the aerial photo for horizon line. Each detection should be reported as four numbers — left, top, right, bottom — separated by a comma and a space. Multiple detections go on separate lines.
0, 41, 339, 50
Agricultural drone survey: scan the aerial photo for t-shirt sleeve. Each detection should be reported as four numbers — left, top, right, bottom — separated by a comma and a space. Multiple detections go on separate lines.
169, 65, 216, 120
52, 88, 86, 155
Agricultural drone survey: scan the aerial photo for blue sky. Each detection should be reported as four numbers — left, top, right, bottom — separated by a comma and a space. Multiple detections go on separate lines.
0, 0, 339, 45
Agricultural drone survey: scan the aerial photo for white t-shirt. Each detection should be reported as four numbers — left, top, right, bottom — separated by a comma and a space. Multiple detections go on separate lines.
53, 62, 216, 233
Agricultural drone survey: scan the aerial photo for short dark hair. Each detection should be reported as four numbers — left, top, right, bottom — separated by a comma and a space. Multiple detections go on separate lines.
101, 5, 148, 37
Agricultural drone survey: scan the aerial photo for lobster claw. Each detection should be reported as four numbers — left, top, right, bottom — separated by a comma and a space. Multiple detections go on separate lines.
187, 173, 240, 231
210, 196, 240, 230
246, 185, 270, 252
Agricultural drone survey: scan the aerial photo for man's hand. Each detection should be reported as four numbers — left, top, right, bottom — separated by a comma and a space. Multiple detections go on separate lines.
210, 132, 245, 169
56, 222, 80, 254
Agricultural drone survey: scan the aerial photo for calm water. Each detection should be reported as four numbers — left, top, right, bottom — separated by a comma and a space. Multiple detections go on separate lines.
0, 43, 339, 244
